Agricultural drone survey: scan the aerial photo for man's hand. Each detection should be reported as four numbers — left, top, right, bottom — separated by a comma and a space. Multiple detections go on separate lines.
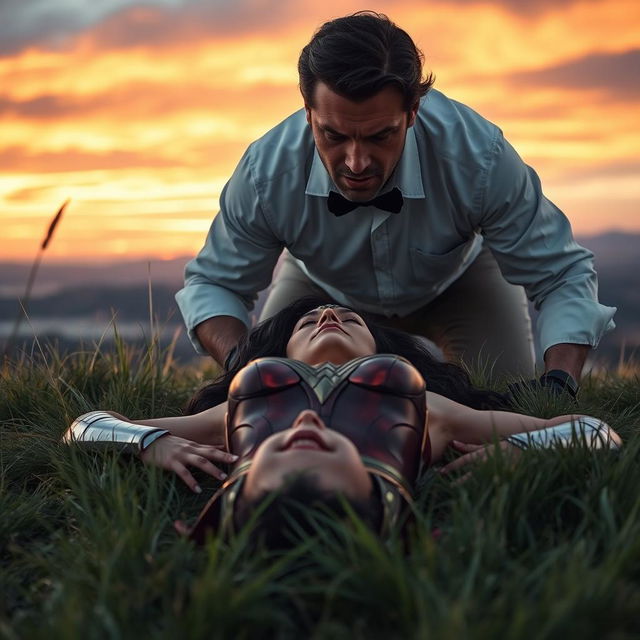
508, 342, 589, 402
195, 316, 247, 367
543, 342, 590, 383
140, 434, 238, 493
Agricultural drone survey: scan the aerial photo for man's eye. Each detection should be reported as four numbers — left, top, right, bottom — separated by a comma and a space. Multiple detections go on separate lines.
326, 132, 345, 142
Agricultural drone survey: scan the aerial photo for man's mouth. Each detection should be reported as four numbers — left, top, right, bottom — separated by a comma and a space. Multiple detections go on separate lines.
342, 175, 377, 189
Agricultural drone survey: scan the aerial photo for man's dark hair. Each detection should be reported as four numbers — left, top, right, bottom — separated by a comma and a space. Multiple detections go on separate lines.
298, 11, 434, 111
232, 473, 383, 551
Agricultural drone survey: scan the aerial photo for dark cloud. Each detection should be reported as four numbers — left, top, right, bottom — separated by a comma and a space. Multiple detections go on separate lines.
432, 0, 599, 14
0, 95, 81, 118
0, 0, 133, 56
0, 82, 300, 120
0, 146, 181, 174
0, 0, 311, 57
507, 49, 640, 97
0, 138, 249, 174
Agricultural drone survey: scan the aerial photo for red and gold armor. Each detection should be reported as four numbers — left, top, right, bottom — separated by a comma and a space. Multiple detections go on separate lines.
190, 354, 429, 542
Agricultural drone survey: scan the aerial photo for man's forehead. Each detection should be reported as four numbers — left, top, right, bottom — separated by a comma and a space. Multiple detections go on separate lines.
308, 82, 406, 121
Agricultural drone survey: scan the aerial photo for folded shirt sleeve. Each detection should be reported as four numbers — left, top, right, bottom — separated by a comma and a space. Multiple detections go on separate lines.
478, 131, 616, 356
175, 147, 283, 354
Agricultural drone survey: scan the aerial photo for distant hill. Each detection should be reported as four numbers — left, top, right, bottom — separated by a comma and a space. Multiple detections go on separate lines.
577, 231, 639, 267
0, 257, 189, 297
1, 231, 638, 365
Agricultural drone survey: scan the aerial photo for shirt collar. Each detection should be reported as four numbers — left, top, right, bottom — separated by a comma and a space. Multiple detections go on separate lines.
305, 126, 425, 199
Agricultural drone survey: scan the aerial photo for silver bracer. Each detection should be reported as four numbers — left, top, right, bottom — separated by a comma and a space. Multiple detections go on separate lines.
62, 411, 169, 455
505, 416, 620, 451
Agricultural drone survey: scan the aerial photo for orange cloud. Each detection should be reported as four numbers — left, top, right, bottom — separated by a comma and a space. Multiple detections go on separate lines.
1, 0, 639, 264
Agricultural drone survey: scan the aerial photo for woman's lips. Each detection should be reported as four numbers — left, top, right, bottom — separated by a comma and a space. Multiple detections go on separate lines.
282, 429, 331, 452
312, 323, 347, 339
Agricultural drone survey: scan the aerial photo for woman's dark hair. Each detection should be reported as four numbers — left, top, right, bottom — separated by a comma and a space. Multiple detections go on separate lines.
185, 296, 508, 414
298, 11, 434, 111
232, 473, 382, 551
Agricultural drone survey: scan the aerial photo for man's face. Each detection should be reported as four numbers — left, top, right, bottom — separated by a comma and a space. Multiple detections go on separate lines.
305, 82, 417, 202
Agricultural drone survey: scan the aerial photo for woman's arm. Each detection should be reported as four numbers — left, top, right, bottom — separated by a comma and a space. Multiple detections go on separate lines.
107, 402, 228, 447
426, 391, 622, 463
66, 403, 234, 493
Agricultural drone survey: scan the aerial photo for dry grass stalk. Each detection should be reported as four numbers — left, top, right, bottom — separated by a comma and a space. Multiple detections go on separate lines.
3, 199, 70, 359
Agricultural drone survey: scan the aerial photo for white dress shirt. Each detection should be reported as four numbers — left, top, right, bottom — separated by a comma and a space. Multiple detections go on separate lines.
176, 89, 616, 355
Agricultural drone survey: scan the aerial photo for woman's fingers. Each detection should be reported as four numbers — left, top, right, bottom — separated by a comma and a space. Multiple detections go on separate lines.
440, 441, 521, 476
171, 461, 203, 493
174, 520, 190, 536
193, 446, 238, 465
440, 447, 490, 474
185, 453, 228, 482
141, 435, 239, 491
450, 440, 484, 453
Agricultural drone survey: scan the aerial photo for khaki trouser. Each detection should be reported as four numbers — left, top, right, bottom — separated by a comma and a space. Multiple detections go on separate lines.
259, 247, 535, 380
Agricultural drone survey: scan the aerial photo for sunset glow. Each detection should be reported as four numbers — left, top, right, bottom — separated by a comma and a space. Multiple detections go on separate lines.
1, 0, 638, 262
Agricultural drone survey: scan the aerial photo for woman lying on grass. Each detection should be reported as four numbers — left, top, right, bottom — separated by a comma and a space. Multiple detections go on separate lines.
64, 297, 621, 544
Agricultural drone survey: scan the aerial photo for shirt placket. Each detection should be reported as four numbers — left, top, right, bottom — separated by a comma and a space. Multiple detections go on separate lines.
370, 210, 395, 314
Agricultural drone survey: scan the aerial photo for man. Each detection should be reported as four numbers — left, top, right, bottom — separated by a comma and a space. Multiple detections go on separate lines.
176, 11, 615, 390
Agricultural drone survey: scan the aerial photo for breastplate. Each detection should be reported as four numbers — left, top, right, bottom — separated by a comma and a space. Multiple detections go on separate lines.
225, 354, 429, 491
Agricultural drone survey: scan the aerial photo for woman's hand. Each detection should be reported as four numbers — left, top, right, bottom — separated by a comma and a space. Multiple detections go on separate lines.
439, 440, 522, 478
140, 435, 238, 493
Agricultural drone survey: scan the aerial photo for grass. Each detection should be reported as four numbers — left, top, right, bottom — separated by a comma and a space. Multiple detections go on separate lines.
2, 339, 640, 639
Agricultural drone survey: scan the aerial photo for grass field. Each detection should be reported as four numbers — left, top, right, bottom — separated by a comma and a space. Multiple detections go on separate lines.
2, 340, 640, 639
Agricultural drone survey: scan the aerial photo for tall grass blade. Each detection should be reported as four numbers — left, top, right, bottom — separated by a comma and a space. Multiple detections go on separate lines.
3, 199, 70, 360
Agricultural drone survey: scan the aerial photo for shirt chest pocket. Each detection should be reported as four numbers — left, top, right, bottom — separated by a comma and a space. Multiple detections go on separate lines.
409, 242, 471, 284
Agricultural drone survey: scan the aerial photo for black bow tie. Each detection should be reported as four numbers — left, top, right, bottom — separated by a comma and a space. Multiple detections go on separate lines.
327, 187, 404, 217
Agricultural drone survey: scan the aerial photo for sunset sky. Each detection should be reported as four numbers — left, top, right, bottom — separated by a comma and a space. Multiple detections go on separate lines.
1, 0, 638, 263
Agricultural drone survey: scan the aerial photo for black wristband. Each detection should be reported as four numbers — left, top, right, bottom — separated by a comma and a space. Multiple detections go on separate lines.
223, 345, 239, 371
540, 369, 579, 398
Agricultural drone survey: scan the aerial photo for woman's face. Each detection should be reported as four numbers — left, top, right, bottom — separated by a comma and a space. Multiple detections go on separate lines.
286, 306, 376, 365
242, 409, 373, 503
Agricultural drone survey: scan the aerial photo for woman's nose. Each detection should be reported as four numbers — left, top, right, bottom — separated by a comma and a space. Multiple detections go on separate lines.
318, 307, 341, 325
292, 410, 327, 430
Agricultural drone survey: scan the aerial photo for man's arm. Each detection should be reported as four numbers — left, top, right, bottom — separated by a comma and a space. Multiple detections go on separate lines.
175, 146, 284, 359
479, 133, 616, 370
544, 342, 590, 382
195, 315, 247, 367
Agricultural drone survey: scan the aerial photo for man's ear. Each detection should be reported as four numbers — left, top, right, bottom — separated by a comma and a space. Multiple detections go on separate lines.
407, 101, 419, 128
304, 104, 312, 126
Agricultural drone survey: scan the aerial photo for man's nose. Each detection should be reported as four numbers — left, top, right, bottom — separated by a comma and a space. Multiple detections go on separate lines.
345, 142, 370, 175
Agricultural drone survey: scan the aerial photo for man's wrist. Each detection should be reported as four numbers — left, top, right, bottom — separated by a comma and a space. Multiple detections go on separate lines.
195, 316, 246, 366
507, 370, 580, 402
543, 343, 590, 383
539, 369, 579, 399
